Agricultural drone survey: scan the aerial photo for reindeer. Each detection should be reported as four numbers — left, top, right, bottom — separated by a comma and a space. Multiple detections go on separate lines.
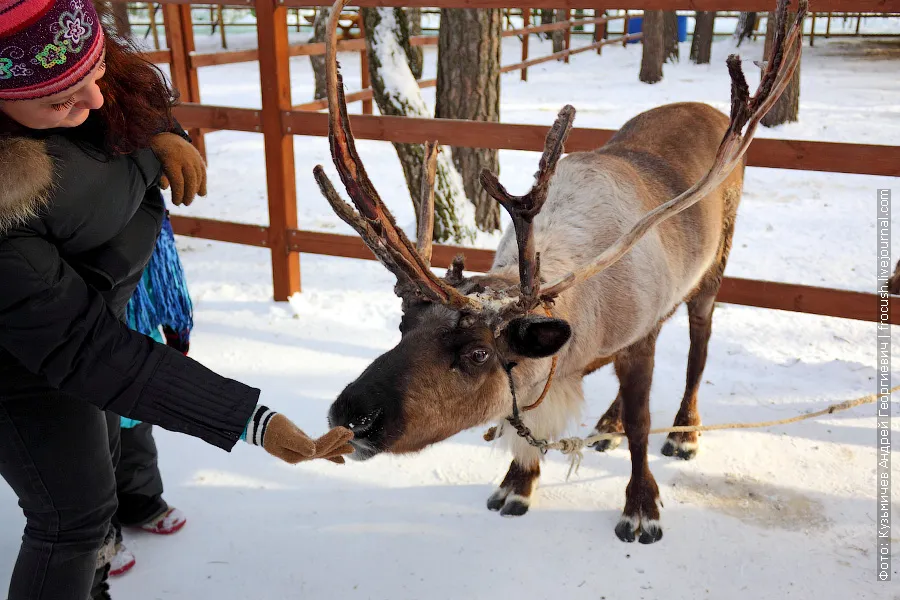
316, 0, 806, 543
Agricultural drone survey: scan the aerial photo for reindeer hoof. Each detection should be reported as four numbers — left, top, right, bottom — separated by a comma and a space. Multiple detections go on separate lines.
614, 518, 636, 542
486, 488, 508, 511
590, 428, 623, 453
592, 438, 622, 453
487, 488, 531, 516
661, 436, 699, 460
615, 515, 663, 544
499, 495, 531, 517
638, 523, 663, 544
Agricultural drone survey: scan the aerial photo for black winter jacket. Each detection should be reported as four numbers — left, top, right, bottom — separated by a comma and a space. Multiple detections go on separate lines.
0, 117, 259, 450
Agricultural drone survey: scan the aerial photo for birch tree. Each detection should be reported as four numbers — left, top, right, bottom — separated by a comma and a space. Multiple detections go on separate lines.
361, 7, 477, 244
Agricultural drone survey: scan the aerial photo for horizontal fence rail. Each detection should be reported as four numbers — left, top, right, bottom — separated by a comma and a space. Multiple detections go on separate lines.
170, 104, 900, 178
182, 15, 630, 71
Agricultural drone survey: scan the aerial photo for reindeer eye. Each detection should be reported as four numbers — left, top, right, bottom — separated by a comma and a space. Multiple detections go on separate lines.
469, 349, 491, 364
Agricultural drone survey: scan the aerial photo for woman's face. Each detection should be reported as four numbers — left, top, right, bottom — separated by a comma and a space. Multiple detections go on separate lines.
0, 55, 107, 130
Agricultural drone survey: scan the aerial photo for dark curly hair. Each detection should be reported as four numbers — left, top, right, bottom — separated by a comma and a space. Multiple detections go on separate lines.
94, 31, 179, 154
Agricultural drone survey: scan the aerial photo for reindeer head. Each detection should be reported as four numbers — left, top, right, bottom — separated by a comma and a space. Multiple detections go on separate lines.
315, 0, 805, 460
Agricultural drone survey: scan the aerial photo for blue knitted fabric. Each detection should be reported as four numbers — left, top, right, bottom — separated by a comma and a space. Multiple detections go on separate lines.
125, 214, 193, 339
121, 213, 193, 429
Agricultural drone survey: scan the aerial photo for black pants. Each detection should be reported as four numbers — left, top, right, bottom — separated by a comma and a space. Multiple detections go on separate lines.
0, 386, 120, 600
0, 389, 166, 599
115, 423, 167, 528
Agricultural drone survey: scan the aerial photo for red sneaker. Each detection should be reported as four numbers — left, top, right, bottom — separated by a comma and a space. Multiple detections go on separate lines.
139, 507, 187, 535
109, 544, 136, 577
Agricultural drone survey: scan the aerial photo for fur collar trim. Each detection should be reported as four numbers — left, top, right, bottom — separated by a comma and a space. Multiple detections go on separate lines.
0, 136, 54, 233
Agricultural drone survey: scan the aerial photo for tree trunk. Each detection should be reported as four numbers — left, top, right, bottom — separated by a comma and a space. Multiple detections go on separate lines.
551, 9, 565, 53
361, 7, 477, 244
93, 1, 130, 38
639, 11, 665, 84
309, 7, 330, 100
663, 11, 679, 63
734, 11, 757, 47
435, 9, 502, 233
540, 8, 553, 39
690, 11, 715, 64
111, 1, 131, 38
92, 0, 112, 26
406, 8, 423, 79
761, 10, 800, 127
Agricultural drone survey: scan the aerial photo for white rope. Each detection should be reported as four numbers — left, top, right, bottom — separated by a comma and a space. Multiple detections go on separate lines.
533, 385, 900, 480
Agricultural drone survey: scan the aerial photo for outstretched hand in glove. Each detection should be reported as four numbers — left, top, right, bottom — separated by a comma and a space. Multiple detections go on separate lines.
242, 406, 354, 465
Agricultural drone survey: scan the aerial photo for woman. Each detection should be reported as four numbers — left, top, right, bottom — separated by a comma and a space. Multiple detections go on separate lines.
0, 1, 353, 599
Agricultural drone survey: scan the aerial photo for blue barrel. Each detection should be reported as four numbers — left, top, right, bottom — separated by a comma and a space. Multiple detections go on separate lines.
627, 16, 642, 44
627, 14, 688, 44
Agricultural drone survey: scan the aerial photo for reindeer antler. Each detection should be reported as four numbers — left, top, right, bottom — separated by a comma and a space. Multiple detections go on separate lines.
480, 105, 576, 313
313, 0, 481, 312
535, 0, 807, 304
416, 141, 439, 267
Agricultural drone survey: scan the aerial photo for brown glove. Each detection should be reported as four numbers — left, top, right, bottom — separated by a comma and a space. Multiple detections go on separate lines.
261, 414, 354, 465
150, 132, 207, 206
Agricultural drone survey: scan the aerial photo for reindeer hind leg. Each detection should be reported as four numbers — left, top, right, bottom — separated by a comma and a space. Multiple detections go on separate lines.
590, 392, 624, 453
662, 187, 739, 460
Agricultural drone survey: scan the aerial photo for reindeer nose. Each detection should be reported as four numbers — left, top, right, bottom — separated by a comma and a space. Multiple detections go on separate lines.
328, 395, 382, 441
326, 391, 384, 462
345, 409, 382, 438
327, 398, 349, 430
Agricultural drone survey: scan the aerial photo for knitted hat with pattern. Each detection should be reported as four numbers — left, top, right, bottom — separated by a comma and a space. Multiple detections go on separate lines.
0, 0, 105, 100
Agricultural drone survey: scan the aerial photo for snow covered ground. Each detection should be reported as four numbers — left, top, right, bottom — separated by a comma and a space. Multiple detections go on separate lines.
2, 29, 900, 600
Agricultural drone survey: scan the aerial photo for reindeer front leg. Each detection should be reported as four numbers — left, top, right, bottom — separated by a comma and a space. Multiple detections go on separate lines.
487, 453, 541, 516
487, 377, 583, 517
614, 327, 663, 544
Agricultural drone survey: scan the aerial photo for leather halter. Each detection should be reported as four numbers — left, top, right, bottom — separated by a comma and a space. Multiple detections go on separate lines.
520, 304, 559, 412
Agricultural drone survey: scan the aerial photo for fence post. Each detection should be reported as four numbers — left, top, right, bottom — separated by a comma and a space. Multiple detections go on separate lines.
810, 12, 816, 47
358, 16, 373, 115
563, 8, 571, 63
521, 8, 529, 81
162, 4, 206, 160
595, 9, 606, 54
623, 10, 630, 47
148, 3, 160, 50
218, 5, 227, 49
256, 0, 301, 301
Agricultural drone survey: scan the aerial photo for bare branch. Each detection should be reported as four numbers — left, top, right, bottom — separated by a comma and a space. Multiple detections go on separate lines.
539, 0, 806, 302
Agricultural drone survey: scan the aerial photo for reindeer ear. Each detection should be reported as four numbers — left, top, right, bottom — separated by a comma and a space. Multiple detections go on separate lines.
505, 316, 571, 358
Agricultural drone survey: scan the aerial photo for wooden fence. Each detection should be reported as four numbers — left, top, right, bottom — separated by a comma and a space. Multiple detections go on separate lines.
121, 0, 900, 324
132, 5, 900, 50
